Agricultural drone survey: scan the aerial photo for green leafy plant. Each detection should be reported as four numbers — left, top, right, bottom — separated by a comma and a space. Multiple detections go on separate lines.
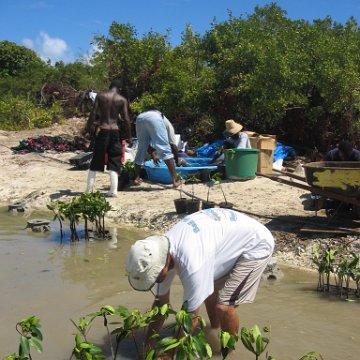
4, 316, 43, 360
47, 192, 112, 242
311, 245, 338, 291
147, 303, 212, 360
176, 172, 185, 199
220, 330, 239, 359
210, 172, 230, 206
186, 174, 201, 201
312, 244, 360, 299
240, 325, 271, 360
122, 161, 135, 180
47, 200, 66, 240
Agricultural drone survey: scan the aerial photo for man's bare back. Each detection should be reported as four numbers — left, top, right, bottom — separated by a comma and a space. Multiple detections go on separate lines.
84, 82, 132, 142
95, 91, 129, 129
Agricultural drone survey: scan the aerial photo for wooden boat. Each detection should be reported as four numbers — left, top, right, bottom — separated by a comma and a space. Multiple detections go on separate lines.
303, 161, 360, 197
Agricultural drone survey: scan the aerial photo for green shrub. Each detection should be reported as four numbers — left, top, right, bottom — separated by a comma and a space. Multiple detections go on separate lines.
0, 96, 64, 130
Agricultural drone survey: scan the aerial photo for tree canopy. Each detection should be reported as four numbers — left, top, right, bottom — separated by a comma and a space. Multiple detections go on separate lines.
1, 4, 360, 150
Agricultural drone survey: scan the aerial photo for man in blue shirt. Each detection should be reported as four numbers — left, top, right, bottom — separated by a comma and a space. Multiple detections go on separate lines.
325, 141, 360, 161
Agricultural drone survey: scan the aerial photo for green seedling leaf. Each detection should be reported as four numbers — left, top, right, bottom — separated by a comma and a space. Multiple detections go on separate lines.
255, 334, 264, 355
28, 338, 43, 353
31, 327, 43, 341
160, 303, 169, 315
205, 343, 213, 358
175, 348, 186, 360
19, 336, 30, 355
183, 314, 193, 334
298, 352, 321, 360
221, 331, 231, 349
240, 328, 255, 354
145, 349, 155, 360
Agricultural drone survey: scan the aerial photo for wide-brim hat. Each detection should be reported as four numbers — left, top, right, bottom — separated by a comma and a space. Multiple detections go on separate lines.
223, 119, 243, 137
126, 235, 169, 291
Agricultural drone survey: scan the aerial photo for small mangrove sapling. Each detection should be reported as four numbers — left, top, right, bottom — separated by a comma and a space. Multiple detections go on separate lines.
187, 174, 201, 202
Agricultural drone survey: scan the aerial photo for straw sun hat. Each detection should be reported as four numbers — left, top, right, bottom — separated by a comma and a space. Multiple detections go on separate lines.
223, 119, 243, 137
126, 235, 169, 291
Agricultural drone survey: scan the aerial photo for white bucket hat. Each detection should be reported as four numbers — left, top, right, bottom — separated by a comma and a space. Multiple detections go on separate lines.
223, 119, 243, 137
126, 235, 169, 291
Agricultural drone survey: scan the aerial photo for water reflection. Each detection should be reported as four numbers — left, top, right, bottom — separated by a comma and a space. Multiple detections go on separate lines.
1, 208, 359, 360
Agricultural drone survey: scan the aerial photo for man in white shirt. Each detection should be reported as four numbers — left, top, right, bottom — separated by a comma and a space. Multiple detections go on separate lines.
126, 208, 274, 350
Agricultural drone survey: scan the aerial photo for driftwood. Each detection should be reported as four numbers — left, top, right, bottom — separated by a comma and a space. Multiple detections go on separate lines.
40, 82, 94, 114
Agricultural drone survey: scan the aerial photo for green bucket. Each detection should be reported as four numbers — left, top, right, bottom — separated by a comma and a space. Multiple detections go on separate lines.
224, 148, 259, 179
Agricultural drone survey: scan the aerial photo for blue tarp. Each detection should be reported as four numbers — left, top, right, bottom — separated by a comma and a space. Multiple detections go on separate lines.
194, 139, 225, 158
273, 142, 296, 162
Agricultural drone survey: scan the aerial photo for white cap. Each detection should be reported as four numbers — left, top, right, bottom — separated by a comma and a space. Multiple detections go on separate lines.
126, 236, 169, 291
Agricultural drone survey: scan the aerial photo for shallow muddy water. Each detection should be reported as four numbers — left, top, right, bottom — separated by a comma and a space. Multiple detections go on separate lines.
0, 208, 359, 360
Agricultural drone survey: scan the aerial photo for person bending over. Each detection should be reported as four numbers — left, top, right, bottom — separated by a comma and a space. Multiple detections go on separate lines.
126, 208, 274, 356
133, 110, 182, 187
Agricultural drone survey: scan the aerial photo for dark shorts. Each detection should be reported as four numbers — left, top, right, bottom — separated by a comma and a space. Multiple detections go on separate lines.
90, 129, 122, 173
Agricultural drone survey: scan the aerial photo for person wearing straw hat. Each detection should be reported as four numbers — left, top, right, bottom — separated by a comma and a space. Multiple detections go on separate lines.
223, 119, 251, 149
210, 119, 252, 164
126, 208, 274, 352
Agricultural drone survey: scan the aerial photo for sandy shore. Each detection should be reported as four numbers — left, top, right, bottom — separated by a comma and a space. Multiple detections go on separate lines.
1, 118, 358, 270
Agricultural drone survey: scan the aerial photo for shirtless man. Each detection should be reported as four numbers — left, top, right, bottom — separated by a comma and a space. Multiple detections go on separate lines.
84, 80, 132, 197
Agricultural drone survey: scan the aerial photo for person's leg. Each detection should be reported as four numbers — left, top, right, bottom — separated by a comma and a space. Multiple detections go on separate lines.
216, 256, 272, 335
204, 290, 220, 329
86, 132, 107, 193
106, 131, 122, 196
134, 119, 150, 184
107, 170, 118, 197
134, 163, 142, 184
164, 158, 182, 187
215, 304, 239, 335
85, 170, 96, 193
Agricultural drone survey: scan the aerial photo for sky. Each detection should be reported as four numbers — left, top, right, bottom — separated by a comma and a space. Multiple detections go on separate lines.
1, 0, 360, 64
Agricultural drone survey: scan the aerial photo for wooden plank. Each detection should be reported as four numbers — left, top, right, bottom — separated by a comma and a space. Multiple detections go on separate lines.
300, 222, 360, 235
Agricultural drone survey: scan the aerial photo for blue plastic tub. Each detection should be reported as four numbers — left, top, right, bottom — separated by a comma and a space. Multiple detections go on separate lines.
144, 158, 218, 184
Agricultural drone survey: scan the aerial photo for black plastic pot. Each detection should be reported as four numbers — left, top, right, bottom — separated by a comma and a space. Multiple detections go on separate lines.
118, 171, 130, 191
219, 202, 234, 209
200, 169, 212, 183
202, 201, 216, 209
174, 198, 188, 214
186, 199, 201, 214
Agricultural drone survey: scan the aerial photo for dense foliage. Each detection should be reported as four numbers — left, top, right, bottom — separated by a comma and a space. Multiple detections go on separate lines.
1, 4, 360, 151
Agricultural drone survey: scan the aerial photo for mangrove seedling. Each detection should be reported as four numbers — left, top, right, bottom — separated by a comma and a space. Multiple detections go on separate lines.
148, 302, 212, 360
220, 330, 239, 359
211, 172, 230, 206
240, 325, 271, 360
176, 172, 185, 199
47, 200, 66, 240
4, 315, 43, 360
187, 174, 201, 201
311, 244, 338, 292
